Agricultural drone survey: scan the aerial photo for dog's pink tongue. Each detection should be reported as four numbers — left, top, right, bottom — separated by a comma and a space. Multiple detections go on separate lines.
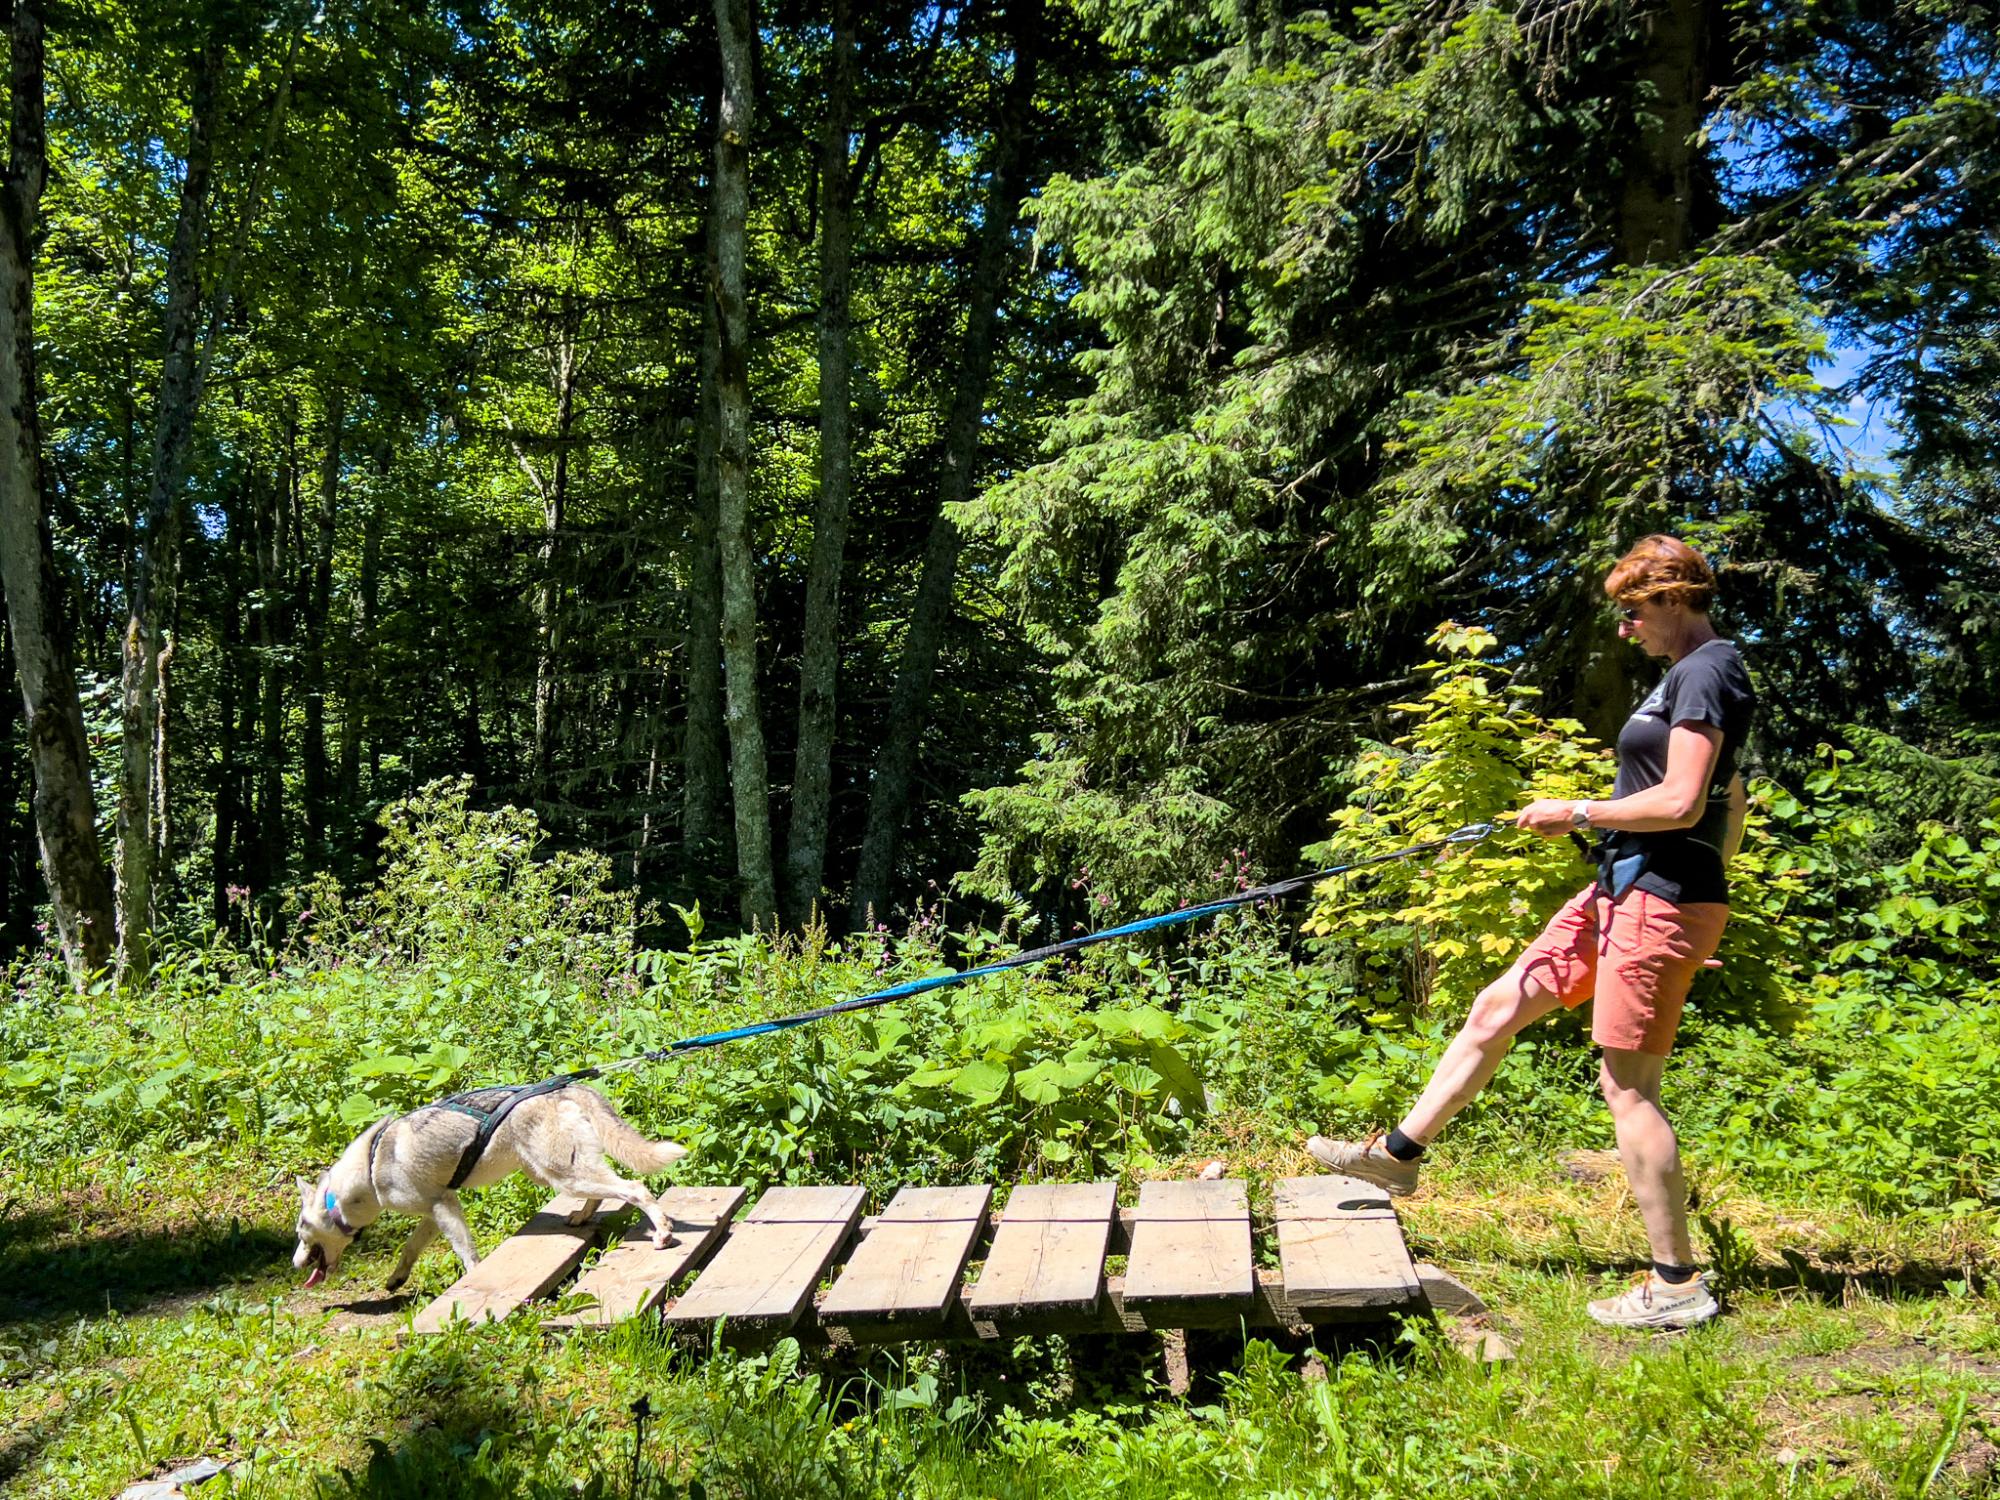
303, 1261, 325, 1289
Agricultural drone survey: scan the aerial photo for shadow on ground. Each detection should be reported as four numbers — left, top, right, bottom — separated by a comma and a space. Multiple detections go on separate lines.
0, 1209, 295, 1327
289, 1327, 617, 1500
0, 1418, 62, 1490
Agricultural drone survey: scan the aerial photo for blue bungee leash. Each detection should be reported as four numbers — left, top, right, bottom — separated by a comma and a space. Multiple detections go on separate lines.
562, 820, 1504, 1085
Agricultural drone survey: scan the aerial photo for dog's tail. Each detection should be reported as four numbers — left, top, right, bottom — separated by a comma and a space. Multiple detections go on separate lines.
585, 1092, 690, 1173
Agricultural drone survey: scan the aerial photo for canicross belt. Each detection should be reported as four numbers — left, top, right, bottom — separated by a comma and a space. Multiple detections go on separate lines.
430, 1075, 573, 1189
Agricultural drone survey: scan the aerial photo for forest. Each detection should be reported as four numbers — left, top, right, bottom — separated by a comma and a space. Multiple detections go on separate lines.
1, 0, 1990, 976
3, 0, 1999, 1496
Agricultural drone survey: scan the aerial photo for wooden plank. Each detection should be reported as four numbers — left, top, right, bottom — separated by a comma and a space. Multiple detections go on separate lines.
662, 1184, 865, 1333
680, 1265, 1405, 1349
820, 1186, 990, 1333
1272, 1174, 1422, 1311
542, 1186, 747, 1329
966, 1182, 1115, 1321
411, 1194, 613, 1333
1122, 1179, 1253, 1309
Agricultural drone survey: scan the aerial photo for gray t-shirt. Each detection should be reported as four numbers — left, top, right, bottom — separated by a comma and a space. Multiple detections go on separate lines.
1610, 639, 1755, 905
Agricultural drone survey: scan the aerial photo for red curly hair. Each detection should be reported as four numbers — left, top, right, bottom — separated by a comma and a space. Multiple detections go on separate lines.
1603, 535, 1715, 612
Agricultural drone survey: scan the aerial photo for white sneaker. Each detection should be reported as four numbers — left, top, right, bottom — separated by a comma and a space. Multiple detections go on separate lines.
1586, 1271, 1720, 1330
1304, 1132, 1420, 1197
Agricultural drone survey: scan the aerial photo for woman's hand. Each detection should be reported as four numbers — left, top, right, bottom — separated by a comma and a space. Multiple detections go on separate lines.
1516, 798, 1581, 837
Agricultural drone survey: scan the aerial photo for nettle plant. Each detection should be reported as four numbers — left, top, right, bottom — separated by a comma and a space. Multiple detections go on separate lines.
1302, 622, 1612, 1015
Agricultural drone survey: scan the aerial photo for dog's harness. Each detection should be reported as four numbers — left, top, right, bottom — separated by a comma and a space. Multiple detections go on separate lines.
429, 1075, 574, 1189
317, 1078, 572, 1239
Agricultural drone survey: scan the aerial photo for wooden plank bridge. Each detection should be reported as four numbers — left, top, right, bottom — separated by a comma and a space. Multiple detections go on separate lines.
412, 1174, 1432, 1345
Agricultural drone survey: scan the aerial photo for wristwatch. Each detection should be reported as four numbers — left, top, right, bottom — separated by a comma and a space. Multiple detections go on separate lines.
1569, 801, 1593, 829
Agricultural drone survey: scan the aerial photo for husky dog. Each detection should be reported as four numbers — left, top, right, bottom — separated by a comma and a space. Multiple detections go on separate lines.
293, 1083, 688, 1291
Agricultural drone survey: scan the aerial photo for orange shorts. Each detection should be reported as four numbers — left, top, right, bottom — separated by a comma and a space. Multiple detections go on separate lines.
1514, 885, 1729, 1056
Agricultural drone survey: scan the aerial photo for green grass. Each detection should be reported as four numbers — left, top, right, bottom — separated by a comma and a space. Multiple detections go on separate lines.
4, 787, 1995, 1495
4, 1136, 1996, 1499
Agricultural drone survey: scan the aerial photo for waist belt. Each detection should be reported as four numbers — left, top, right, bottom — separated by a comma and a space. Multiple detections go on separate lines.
1589, 833, 1648, 901
431, 1075, 573, 1189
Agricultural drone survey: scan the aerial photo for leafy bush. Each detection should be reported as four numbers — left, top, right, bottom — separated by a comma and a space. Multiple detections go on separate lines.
294, 776, 644, 980
5, 720, 1999, 1220
1301, 620, 1613, 1014
0, 785, 1227, 1196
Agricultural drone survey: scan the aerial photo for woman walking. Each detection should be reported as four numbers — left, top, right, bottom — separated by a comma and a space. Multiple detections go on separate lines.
1309, 536, 1754, 1329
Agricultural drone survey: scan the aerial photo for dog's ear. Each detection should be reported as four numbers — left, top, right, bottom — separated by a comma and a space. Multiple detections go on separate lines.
296, 1176, 314, 1203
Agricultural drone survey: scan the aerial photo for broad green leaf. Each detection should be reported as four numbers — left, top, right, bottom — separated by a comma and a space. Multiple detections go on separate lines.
950, 1058, 1010, 1105
1146, 1043, 1206, 1115
1013, 1060, 1067, 1105
349, 1054, 419, 1079
1105, 1061, 1161, 1098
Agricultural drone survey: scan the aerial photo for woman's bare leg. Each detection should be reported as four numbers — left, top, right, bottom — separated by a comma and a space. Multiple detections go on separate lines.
1597, 1046, 1693, 1265
1395, 966, 1564, 1143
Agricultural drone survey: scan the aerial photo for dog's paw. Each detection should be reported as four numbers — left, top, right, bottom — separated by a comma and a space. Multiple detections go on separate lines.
650, 1229, 680, 1250
384, 1277, 406, 1294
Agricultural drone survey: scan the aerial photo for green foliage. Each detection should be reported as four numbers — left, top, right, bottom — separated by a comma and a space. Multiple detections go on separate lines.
1376, 257, 1832, 581
297, 778, 643, 979
1302, 621, 1613, 1013
0, 784, 1228, 1195
11, 717, 1999, 1221
958, 740, 1236, 915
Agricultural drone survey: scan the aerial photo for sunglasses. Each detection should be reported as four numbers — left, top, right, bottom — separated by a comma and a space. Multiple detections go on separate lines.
1617, 605, 1643, 622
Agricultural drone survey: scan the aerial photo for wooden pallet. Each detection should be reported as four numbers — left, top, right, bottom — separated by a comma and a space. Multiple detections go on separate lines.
409, 1174, 1425, 1342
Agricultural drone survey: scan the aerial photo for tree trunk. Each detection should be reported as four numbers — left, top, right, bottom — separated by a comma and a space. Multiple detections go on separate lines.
533, 316, 578, 799
783, 0, 858, 927
0, 0, 114, 982
302, 386, 341, 866
113, 40, 221, 983
1616, 0, 1708, 269
153, 626, 174, 871
680, 224, 729, 865
850, 0, 1042, 927
709, 0, 776, 927
337, 442, 386, 822
1569, 0, 1713, 744
254, 459, 289, 901
211, 500, 244, 930
0, 626, 13, 952
635, 660, 671, 881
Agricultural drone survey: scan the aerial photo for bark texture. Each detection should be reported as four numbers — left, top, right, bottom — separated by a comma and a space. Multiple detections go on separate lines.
211, 512, 244, 929
337, 443, 387, 818
530, 302, 581, 796
254, 454, 292, 901
113, 41, 221, 982
784, 0, 858, 926
0, 0, 114, 981
709, 0, 777, 926
302, 387, 342, 865
680, 268, 728, 863
1616, 0, 1708, 268
850, 0, 1042, 927
1573, 0, 1713, 746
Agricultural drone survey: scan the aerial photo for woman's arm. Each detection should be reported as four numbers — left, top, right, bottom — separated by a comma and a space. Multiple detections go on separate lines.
1517, 722, 1723, 836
